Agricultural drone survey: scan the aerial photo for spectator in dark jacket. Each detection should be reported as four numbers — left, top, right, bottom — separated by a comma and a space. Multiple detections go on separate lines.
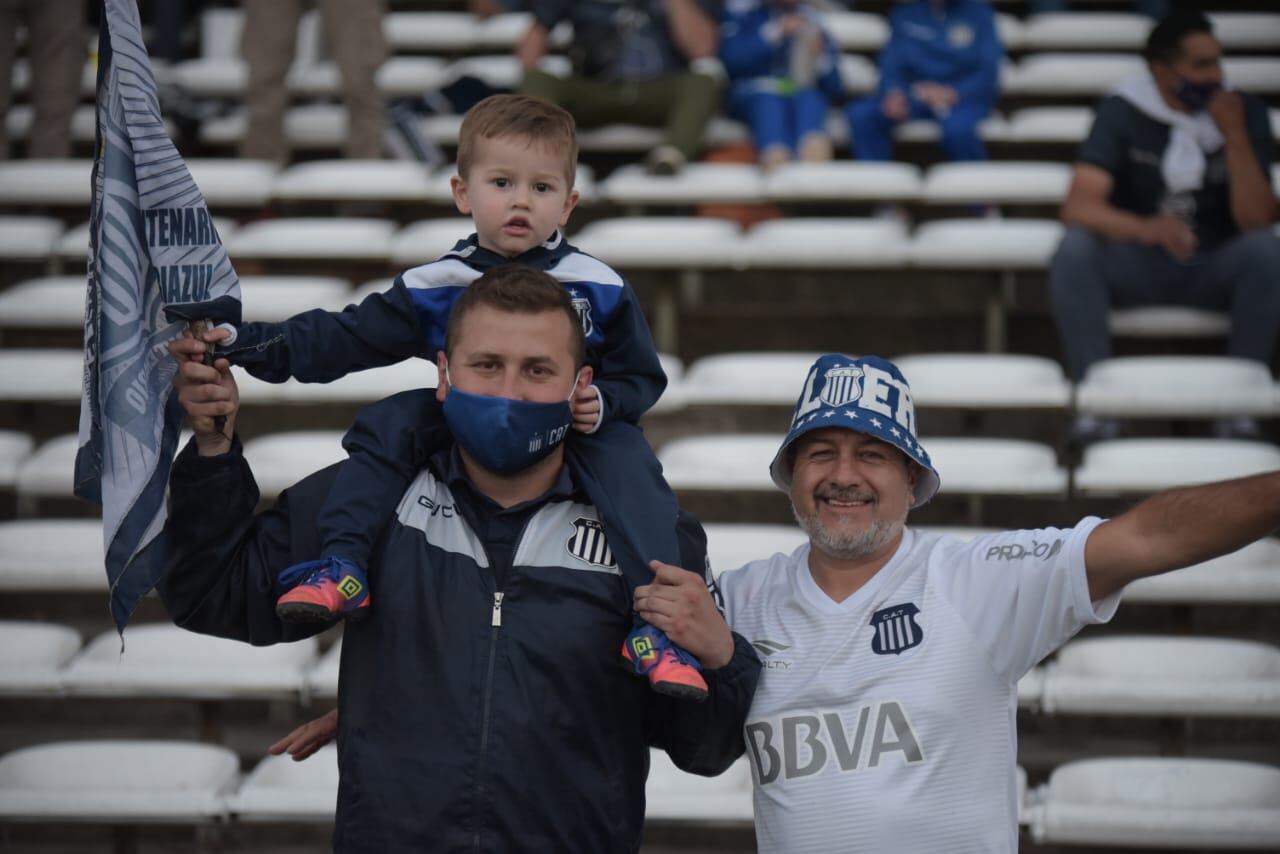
847, 0, 1001, 163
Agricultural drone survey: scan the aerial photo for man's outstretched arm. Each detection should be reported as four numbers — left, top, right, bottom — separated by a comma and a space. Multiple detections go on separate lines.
1085, 470, 1280, 601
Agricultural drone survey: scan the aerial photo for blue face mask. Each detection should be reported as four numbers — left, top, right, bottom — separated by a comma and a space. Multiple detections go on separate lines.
441, 370, 576, 476
1173, 77, 1220, 113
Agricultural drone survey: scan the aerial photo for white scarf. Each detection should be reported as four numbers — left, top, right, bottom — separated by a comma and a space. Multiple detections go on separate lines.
1111, 73, 1224, 193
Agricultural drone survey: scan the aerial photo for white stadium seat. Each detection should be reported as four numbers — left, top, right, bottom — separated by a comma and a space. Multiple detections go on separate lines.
201, 104, 348, 149
660, 435, 778, 491
391, 217, 474, 267
0, 350, 86, 402
62, 624, 318, 700
1124, 538, 1280, 604
242, 431, 347, 498
892, 353, 1070, 409
0, 216, 63, 261
821, 11, 888, 51
9, 59, 96, 98
0, 621, 81, 695
909, 219, 1064, 269
922, 162, 1071, 205
235, 360, 436, 406
645, 750, 753, 823
5, 104, 107, 145
1222, 58, 1280, 94
925, 438, 1068, 496
444, 54, 570, 91
237, 276, 354, 321
1036, 636, 1280, 717
0, 740, 238, 823
1006, 54, 1145, 97
184, 159, 279, 207
272, 160, 435, 203
577, 118, 749, 153
761, 161, 923, 203
741, 218, 910, 268
1109, 306, 1229, 338
383, 12, 479, 50
1007, 107, 1094, 143
228, 746, 339, 822
703, 524, 807, 577
0, 519, 104, 593
651, 353, 687, 414
600, 163, 764, 206
228, 218, 396, 262
572, 217, 745, 268
681, 352, 822, 406
1028, 758, 1280, 849
0, 277, 90, 328
896, 114, 1009, 144
1022, 13, 1152, 50
173, 55, 449, 98
1077, 356, 1279, 417
476, 12, 543, 50
14, 434, 78, 500
1075, 439, 1280, 496
838, 54, 879, 95
0, 160, 91, 206
307, 639, 341, 699
1209, 13, 1280, 50
57, 217, 238, 261
0, 431, 34, 491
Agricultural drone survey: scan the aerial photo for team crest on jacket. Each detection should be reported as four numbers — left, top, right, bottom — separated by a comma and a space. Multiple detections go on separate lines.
870, 602, 923, 655
820, 365, 864, 407
570, 294, 595, 338
567, 517, 616, 568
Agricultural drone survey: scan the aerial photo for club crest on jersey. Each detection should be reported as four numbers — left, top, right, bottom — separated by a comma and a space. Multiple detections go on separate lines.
819, 365, 864, 408
870, 602, 923, 655
570, 295, 595, 338
566, 517, 616, 568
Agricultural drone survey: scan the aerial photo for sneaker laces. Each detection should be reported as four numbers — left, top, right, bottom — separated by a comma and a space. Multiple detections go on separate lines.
277, 558, 338, 587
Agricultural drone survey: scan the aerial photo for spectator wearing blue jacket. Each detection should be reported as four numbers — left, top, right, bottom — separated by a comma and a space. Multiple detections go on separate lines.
848, 0, 1001, 163
719, 0, 844, 168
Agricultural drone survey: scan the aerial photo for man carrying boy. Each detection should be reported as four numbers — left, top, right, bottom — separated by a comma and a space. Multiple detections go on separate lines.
162, 268, 762, 851
204, 94, 710, 698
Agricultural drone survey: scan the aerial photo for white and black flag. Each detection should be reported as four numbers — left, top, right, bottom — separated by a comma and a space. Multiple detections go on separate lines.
75, 0, 241, 631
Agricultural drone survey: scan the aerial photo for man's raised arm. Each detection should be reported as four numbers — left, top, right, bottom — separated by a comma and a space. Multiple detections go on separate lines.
1084, 470, 1280, 601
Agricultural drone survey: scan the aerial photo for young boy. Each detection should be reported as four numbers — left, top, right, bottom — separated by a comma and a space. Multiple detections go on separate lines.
209, 95, 709, 700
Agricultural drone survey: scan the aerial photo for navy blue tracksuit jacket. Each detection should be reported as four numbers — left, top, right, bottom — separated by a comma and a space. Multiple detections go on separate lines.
158, 432, 761, 851
221, 231, 681, 588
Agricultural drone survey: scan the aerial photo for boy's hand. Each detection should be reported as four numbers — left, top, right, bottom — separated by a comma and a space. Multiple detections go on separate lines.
269, 708, 338, 762
571, 385, 602, 434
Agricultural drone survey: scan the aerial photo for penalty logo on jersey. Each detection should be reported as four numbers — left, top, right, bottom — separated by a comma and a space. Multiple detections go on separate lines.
820, 365, 864, 407
870, 602, 923, 655
566, 517, 616, 568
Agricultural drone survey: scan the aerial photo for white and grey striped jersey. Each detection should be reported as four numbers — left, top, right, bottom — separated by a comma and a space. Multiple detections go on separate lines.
720, 519, 1118, 854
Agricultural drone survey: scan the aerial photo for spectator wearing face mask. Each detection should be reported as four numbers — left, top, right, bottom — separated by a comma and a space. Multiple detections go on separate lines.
1049, 10, 1279, 446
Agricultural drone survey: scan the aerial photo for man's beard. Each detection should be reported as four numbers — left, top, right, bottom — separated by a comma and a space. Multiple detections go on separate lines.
793, 486, 903, 562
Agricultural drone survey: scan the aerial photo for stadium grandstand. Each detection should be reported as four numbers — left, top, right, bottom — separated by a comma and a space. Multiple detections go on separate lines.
0, 0, 1277, 851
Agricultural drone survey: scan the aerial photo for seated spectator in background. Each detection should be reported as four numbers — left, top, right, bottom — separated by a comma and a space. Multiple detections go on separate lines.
1049, 11, 1279, 444
847, 0, 1001, 163
518, 0, 722, 174
719, 0, 843, 169
240, 0, 387, 163
0, 0, 84, 159
1028, 0, 1168, 20
849, 0, 998, 163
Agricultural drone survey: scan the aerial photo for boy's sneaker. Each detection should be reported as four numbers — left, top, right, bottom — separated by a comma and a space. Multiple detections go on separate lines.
276, 557, 370, 624
620, 623, 708, 702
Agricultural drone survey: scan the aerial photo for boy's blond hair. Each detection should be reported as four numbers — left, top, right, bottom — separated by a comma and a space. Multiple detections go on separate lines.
456, 94, 578, 186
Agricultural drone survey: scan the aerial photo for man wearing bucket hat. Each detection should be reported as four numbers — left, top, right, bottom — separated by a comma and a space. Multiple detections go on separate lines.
664, 352, 1280, 854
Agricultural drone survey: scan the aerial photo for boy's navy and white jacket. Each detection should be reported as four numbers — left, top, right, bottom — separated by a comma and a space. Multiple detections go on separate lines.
157, 424, 761, 853
223, 231, 665, 425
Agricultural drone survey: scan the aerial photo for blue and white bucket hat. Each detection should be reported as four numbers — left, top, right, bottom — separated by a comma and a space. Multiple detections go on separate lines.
769, 354, 941, 508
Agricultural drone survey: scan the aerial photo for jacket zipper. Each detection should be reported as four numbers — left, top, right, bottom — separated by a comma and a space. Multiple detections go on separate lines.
472, 589, 504, 851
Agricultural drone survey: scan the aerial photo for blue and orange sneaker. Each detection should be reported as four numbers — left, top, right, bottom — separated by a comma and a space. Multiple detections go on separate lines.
275, 557, 371, 624
621, 622, 708, 702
